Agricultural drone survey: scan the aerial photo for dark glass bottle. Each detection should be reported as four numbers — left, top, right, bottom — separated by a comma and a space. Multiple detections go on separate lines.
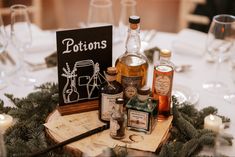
115, 15, 149, 104
99, 67, 123, 123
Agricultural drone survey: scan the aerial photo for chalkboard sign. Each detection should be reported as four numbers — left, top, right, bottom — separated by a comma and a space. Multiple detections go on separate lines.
56, 26, 112, 115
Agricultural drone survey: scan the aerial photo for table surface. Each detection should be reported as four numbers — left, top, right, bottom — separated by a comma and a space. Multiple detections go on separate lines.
1, 28, 234, 156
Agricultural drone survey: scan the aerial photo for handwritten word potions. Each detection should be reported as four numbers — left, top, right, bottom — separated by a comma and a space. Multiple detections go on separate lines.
62, 38, 107, 54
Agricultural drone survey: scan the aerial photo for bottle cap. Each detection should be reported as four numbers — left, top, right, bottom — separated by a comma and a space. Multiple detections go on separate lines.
116, 98, 124, 104
107, 67, 117, 76
160, 49, 171, 57
137, 86, 150, 95
129, 15, 140, 24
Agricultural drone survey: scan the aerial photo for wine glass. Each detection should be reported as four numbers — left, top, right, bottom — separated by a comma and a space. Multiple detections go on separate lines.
0, 14, 8, 89
87, 0, 114, 27
203, 14, 235, 93
224, 59, 235, 104
118, 0, 137, 40
10, 4, 36, 86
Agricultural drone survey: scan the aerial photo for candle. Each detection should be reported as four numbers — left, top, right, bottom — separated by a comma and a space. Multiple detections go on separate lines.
0, 114, 13, 133
204, 114, 222, 132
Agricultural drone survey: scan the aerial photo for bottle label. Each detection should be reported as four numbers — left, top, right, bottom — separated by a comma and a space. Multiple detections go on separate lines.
101, 92, 123, 121
110, 118, 120, 136
121, 76, 142, 99
128, 109, 148, 130
154, 75, 171, 95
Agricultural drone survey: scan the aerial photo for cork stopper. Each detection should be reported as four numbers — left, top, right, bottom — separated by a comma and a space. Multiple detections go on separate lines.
129, 15, 140, 30
107, 67, 117, 76
116, 98, 124, 104
137, 86, 150, 95
160, 49, 171, 58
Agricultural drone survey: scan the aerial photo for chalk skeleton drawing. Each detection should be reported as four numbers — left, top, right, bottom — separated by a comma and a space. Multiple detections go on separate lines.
61, 60, 105, 103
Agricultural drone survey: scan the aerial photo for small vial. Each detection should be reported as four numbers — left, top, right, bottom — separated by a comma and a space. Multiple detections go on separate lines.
110, 98, 126, 139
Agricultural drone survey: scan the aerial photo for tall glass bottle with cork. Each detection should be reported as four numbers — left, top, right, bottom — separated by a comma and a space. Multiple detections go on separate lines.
115, 15, 149, 104
152, 49, 174, 121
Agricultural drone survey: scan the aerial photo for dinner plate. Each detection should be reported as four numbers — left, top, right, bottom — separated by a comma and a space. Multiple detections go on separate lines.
172, 84, 199, 105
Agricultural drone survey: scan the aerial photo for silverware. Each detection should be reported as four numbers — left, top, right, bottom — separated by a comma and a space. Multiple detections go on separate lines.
25, 61, 47, 71
175, 64, 192, 73
0, 53, 6, 64
0, 51, 16, 65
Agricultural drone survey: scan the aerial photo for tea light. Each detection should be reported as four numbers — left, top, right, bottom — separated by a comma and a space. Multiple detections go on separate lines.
204, 114, 222, 132
0, 114, 13, 133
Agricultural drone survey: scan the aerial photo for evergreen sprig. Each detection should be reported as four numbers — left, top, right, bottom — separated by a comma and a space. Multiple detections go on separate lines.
157, 97, 232, 157
0, 83, 233, 157
2, 83, 72, 157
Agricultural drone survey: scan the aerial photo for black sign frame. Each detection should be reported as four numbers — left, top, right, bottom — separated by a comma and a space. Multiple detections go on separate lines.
56, 26, 112, 115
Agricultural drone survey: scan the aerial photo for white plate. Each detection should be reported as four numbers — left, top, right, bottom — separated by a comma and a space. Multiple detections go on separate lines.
172, 84, 199, 105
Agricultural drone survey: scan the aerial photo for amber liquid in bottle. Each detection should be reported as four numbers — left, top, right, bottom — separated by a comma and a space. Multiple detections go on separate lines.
115, 54, 148, 104
115, 55, 148, 86
152, 65, 174, 121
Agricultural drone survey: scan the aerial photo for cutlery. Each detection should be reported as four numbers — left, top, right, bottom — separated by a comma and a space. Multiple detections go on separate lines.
25, 61, 47, 71
0, 51, 16, 65
175, 64, 192, 73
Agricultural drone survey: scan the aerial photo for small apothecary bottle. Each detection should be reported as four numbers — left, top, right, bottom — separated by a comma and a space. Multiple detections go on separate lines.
126, 86, 158, 134
110, 98, 126, 139
99, 67, 123, 123
152, 49, 174, 121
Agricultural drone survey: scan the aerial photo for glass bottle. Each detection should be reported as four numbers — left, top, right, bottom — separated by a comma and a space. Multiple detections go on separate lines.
126, 86, 158, 134
152, 49, 174, 121
110, 98, 126, 139
99, 67, 123, 123
115, 15, 149, 104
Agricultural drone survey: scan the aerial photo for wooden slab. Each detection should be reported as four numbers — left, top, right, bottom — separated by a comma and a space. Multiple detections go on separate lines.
57, 100, 99, 115
45, 109, 172, 156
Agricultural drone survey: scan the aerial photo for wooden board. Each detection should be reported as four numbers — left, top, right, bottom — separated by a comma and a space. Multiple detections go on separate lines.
45, 109, 172, 156
57, 100, 99, 115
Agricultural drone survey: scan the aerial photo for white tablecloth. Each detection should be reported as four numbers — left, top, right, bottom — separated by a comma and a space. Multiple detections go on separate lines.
0, 28, 234, 156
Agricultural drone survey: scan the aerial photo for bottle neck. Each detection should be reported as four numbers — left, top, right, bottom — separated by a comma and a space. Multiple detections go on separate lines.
125, 24, 141, 54
106, 74, 117, 82
137, 94, 149, 102
160, 56, 170, 61
113, 104, 123, 114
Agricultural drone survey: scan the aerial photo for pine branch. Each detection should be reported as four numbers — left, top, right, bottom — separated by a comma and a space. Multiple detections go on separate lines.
172, 99, 198, 139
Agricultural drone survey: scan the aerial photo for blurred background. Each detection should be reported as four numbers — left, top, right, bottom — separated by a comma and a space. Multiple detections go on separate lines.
0, 0, 235, 33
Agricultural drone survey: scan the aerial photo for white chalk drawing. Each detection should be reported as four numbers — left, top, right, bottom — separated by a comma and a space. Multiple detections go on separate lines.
87, 62, 106, 98
61, 60, 105, 103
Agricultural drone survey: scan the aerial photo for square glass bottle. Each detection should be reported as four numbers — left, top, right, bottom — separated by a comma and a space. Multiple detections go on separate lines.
126, 86, 158, 134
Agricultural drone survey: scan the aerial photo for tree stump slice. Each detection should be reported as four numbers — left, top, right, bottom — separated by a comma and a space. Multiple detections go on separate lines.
45, 109, 172, 156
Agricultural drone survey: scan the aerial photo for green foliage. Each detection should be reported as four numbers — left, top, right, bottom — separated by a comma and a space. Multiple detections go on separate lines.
0, 84, 232, 157
1, 83, 72, 157
157, 97, 232, 157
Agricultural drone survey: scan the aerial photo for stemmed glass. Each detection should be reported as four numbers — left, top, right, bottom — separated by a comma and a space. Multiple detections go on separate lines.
224, 60, 235, 104
0, 14, 8, 89
203, 14, 235, 93
10, 4, 36, 86
118, 0, 137, 40
87, 0, 114, 27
